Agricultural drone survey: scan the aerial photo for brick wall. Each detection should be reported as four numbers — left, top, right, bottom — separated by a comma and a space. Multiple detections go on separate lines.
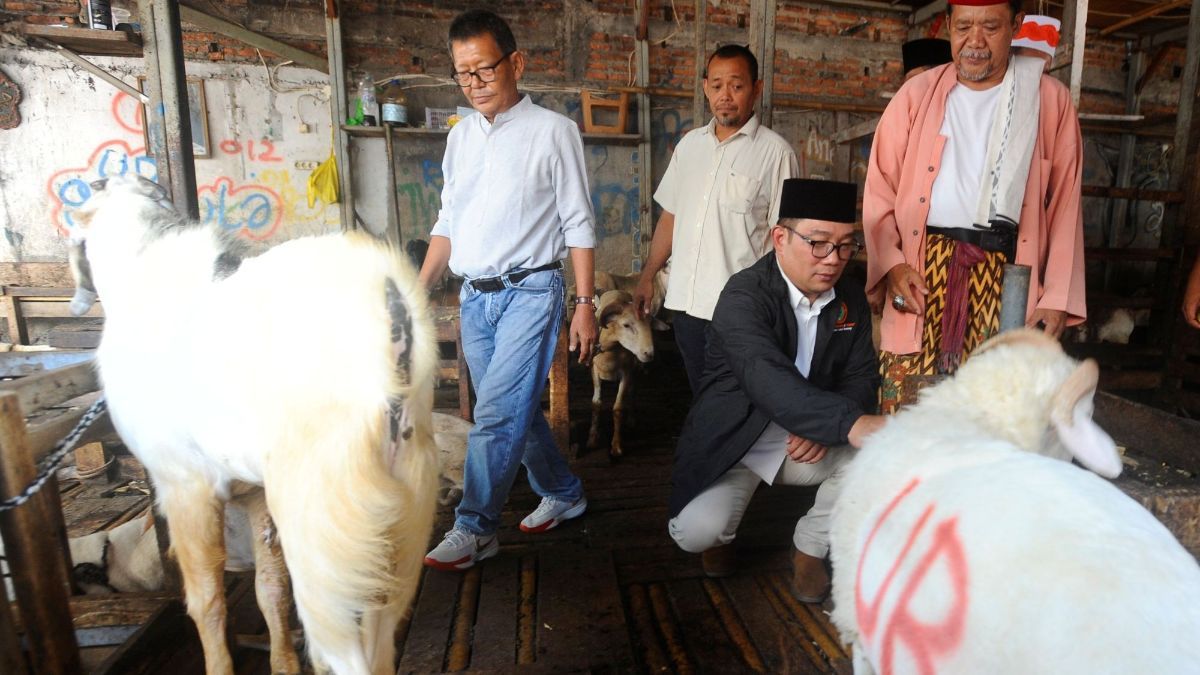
2, 0, 1184, 115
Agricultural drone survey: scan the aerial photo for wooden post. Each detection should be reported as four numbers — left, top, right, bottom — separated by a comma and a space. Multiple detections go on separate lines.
1169, 0, 1200, 193
138, 0, 199, 219
1, 296, 27, 346
692, 0, 708, 130
0, 582, 27, 675
0, 393, 81, 674
634, 0, 653, 274
325, 0, 355, 230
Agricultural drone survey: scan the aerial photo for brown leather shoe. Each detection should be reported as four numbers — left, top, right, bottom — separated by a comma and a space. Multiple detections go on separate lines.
790, 549, 830, 603
701, 543, 736, 578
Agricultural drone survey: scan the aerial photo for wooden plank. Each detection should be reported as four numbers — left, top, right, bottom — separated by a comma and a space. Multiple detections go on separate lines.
1099, 0, 1190, 36
10, 300, 104, 319
665, 578, 750, 671
0, 393, 81, 674
722, 573, 800, 673
647, 583, 692, 673
754, 572, 826, 672
178, 5, 327, 73
95, 600, 201, 675
535, 544, 632, 671
74, 442, 111, 481
0, 351, 94, 378
0, 360, 99, 416
468, 553, 520, 669
23, 25, 142, 57
0, 264, 74, 288
397, 568, 460, 673
626, 584, 674, 674
1, 297, 26, 345
700, 578, 766, 671
70, 593, 174, 630
1093, 392, 1200, 472
0, 585, 28, 675
1080, 185, 1184, 202
446, 565, 482, 671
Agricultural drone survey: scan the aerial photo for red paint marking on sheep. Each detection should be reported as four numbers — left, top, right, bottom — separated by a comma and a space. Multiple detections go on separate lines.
855, 479, 970, 675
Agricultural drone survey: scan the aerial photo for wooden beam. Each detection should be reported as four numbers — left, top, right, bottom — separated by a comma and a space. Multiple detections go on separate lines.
1068, 0, 1090, 106
833, 116, 880, 144
1099, 0, 1189, 37
178, 4, 327, 73
1170, 0, 1200, 193
0, 393, 80, 674
1136, 45, 1171, 96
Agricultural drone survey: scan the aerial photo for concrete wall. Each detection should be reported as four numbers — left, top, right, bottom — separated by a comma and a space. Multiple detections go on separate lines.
0, 47, 341, 262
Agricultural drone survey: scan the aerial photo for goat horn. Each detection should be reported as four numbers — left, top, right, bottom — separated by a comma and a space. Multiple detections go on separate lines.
89, 178, 109, 192
973, 328, 1062, 358
136, 176, 172, 203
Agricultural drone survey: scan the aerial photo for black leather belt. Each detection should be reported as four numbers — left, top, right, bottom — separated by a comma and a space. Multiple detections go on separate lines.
468, 261, 562, 293
927, 225, 1014, 257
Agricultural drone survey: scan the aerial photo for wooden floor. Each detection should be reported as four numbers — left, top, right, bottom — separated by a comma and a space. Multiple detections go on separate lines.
62, 339, 849, 674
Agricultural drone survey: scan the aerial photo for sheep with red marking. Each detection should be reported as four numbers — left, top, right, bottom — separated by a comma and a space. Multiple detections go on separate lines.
67, 175, 439, 675
829, 329, 1200, 675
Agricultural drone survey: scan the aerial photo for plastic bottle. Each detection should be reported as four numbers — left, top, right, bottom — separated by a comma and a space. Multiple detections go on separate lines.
357, 73, 377, 126
380, 80, 409, 126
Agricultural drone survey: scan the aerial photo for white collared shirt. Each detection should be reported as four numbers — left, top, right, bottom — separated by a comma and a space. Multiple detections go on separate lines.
654, 115, 799, 320
740, 264, 836, 484
431, 96, 596, 278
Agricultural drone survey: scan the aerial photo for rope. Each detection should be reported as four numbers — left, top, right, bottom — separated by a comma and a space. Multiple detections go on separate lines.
0, 398, 108, 513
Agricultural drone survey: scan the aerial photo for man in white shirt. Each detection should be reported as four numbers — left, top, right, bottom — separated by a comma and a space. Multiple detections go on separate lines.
668, 179, 884, 603
419, 9, 597, 570
633, 45, 799, 395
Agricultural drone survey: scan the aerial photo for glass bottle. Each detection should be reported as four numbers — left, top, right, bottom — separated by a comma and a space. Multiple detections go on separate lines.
380, 80, 409, 127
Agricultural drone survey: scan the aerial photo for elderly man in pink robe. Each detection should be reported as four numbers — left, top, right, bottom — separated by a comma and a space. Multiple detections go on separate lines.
863, 0, 1086, 413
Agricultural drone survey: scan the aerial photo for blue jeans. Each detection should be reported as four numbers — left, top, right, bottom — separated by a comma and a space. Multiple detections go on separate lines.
454, 268, 583, 535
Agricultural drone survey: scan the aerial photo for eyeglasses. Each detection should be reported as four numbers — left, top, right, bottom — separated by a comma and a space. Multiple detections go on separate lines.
780, 227, 863, 261
451, 52, 514, 86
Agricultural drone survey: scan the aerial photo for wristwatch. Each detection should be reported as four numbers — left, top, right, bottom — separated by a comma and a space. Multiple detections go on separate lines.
574, 295, 595, 306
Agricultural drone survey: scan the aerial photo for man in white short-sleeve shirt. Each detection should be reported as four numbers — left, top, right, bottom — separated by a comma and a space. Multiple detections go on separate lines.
634, 45, 799, 395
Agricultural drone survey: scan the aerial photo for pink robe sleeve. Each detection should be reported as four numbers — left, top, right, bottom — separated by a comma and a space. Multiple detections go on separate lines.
1036, 80, 1087, 325
864, 92, 912, 295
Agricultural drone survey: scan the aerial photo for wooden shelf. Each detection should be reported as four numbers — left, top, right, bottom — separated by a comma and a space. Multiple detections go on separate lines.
24, 25, 142, 57
342, 124, 448, 138
342, 124, 643, 146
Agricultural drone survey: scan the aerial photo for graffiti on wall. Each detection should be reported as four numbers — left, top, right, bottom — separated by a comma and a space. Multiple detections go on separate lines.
45, 91, 314, 241
395, 158, 443, 241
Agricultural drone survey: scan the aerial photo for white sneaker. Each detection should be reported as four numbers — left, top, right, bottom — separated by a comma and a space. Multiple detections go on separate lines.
423, 529, 499, 571
519, 495, 588, 533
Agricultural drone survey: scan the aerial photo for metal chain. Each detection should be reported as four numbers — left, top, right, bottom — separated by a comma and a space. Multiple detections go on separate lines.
0, 397, 108, 513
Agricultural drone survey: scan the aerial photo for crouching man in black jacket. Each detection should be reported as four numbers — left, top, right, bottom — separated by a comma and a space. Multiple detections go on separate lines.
668, 178, 885, 603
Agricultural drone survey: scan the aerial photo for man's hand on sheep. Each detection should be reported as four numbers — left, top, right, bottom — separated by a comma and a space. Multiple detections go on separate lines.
786, 435, 827, 464
885, 263, 927, 314
1026, 308, 1067, 338
847, 414, 886, 448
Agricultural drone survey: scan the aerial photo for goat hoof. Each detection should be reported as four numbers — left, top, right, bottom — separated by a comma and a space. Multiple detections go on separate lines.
609, 445, 623, 458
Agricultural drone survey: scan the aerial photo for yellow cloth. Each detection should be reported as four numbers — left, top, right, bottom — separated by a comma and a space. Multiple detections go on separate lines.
307, 152, 339, 208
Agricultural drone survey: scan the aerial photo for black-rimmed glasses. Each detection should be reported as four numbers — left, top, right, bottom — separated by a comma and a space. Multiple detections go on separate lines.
451, 52, 514, 86
780, 226, 863, 261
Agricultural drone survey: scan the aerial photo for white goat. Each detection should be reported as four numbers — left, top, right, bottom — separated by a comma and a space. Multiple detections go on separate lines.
68, 176, 439, 675
829, 329, 1200, 675
587, 290, 654, 457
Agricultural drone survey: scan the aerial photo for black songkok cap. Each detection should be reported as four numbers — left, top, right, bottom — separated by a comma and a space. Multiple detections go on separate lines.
778, 178, 857, 224
902, 38, 952, 75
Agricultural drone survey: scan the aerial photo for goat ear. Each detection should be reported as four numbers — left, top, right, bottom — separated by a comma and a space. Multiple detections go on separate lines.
1050, 359, 1121, 478
135, 176, 172, 204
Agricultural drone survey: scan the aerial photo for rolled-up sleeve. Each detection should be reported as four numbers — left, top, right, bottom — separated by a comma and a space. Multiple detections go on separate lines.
554, 124, 596, 249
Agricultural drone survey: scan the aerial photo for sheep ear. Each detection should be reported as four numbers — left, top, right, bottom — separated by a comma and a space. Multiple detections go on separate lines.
1050, 359, 1121, 478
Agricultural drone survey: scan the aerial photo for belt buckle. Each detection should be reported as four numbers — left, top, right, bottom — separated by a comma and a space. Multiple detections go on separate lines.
472, 276, 505, 293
